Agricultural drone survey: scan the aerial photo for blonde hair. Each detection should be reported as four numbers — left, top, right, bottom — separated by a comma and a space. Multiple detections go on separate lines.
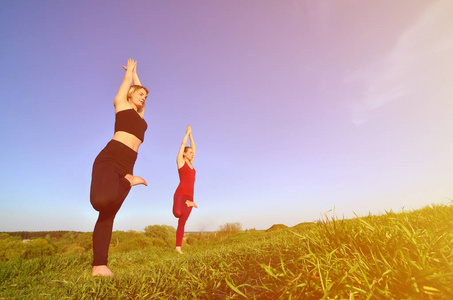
127, 85, 149, 100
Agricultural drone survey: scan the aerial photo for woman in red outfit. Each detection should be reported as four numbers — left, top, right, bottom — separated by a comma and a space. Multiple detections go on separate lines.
173, 125, 197, 254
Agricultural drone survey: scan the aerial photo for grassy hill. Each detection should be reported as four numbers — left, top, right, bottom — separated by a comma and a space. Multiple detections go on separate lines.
1, 203, 452, 299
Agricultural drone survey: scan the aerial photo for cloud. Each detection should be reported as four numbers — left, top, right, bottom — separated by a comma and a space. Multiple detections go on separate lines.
348, 0, 453, 125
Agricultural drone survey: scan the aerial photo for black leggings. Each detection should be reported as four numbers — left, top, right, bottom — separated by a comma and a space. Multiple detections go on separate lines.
90, 140, 137, 266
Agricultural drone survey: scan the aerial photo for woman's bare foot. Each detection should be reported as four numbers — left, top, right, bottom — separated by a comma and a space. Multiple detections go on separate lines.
175, 246, 184, 254
92, 265, 114, 277
125, 174, 148, 186
186, 200, 197, 208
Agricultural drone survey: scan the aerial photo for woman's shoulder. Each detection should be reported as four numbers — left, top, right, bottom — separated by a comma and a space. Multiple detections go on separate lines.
115, 104, 136, 115
177, 160, 186, 170
115, 102, 133, 113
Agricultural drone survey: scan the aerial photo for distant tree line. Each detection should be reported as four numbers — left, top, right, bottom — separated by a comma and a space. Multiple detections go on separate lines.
0, 222, 250, 261
1, 231, 84, 240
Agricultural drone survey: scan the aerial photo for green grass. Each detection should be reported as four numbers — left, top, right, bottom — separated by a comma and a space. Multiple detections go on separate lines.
1, 203, 453, 299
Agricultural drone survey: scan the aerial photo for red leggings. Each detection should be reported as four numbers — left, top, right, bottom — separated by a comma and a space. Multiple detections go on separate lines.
173, 195, 193, 247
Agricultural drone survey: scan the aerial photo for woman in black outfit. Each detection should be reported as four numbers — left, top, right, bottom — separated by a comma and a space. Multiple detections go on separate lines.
90, 58, 148, 276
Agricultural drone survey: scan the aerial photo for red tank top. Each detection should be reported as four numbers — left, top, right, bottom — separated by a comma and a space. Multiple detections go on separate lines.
175, 162, 196, 196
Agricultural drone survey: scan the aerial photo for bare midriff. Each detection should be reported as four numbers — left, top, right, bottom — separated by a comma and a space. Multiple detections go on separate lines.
112, 131, 142, 153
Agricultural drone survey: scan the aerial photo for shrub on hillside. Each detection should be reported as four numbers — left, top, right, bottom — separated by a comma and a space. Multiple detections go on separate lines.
63, 245, 85, 254
144, 225, 176, 247
75, 232, 93, 251
184, 232, 213, 245
111, 235, 152, 253
0, 234, 24, 261
218, 222, 242, 237
23, 238, 57, 259
54, 231, 92, 254
149, 238, 167, 247
109, 231, 154, 253
1, 236, 57, 261
0, 233, 11, 240
186, 235, 198, 245
58, 232, 79, 242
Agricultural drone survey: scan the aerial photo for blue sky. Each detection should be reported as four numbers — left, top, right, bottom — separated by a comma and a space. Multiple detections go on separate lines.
0, 0, 452, 232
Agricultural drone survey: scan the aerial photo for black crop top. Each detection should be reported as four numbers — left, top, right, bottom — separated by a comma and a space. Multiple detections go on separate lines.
114, 109, 148, 142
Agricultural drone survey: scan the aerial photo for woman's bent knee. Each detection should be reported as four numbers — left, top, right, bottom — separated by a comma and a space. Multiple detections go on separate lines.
91, 195, 116, 212
173, 209, 183, 218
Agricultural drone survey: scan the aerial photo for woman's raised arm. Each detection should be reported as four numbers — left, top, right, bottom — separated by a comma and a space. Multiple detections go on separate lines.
132, 64, 142, 86
114, 58, 136, 111
188, 131, 195, 163
177, 128, 190, 168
